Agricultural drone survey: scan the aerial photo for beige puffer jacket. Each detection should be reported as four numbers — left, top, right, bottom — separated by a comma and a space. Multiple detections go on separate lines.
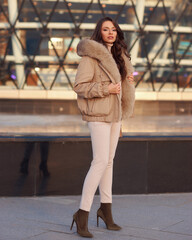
74, 39, 135, 122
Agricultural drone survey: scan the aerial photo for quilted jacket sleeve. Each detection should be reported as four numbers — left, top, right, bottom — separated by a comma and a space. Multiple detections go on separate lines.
73, 56, 109, 99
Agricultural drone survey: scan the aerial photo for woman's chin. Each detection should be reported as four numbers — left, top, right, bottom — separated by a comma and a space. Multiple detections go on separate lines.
105, 40, 115, 45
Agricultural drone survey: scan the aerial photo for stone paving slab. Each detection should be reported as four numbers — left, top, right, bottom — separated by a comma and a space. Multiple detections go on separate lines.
1, 194, 192, 240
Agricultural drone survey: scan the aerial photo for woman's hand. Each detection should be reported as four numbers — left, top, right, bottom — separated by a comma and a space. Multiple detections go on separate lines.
127, 74, 134, 84
108, 82, 121, 94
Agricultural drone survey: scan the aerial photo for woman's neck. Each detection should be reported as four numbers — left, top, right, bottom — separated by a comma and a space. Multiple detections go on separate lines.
106, 43, 113, 52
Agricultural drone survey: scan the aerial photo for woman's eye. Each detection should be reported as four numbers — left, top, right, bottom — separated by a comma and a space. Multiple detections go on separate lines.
102, 28, 116, 32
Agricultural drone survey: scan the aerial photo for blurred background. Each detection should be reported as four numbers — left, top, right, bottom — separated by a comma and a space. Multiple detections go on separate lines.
0, 0, 192, 133
0, 0, 192, 197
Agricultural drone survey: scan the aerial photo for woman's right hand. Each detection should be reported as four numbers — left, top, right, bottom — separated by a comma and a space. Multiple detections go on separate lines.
108, 82, 121, 94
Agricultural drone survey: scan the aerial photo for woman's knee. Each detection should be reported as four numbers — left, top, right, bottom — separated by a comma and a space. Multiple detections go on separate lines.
91, 157, 109, 170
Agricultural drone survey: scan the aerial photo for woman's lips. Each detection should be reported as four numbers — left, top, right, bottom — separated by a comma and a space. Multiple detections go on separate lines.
107, 36, 114, 39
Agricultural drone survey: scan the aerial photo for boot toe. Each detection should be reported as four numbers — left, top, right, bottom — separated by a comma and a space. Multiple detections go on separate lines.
107, 223, 122, 231
79, 230, 93, 238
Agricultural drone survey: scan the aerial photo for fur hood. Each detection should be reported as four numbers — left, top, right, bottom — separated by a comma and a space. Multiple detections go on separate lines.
77, 39, 121, 83
77, 39, 133, 80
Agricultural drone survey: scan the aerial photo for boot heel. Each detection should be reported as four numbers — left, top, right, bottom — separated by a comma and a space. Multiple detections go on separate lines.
97, 215, 99, 227
70, 219, 75, 230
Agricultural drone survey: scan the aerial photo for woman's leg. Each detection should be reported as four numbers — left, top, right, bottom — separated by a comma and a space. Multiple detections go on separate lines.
80, 122, 111, 212
99, 122, 121, 203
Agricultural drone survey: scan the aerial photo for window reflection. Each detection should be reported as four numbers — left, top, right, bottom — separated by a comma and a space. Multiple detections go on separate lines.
20, 142, 50, 178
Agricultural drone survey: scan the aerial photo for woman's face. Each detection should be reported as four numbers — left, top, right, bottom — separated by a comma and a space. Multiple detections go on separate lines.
101, 21, 117, 44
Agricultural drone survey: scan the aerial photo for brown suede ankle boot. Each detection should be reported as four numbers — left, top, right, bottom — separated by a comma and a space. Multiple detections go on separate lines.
70, 209, 93, 238
97, 203, 121, 231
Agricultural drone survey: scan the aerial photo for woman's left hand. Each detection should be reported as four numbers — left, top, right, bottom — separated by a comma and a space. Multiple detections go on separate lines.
127, 74, 134, 84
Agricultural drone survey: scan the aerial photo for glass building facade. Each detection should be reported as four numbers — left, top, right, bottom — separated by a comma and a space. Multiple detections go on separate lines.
0, 0, 192, 95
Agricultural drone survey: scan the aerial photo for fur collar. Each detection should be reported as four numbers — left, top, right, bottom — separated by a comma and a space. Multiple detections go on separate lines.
77, 39, 121, 83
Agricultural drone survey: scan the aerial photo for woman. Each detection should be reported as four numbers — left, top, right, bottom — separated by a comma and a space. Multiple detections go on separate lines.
71, 17, 135, 238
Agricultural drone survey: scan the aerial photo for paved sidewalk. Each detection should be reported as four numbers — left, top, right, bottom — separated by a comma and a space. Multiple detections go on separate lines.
1, 193, 192, 240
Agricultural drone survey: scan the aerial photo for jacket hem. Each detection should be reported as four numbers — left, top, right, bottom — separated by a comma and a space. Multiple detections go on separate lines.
82, 115, 120, 123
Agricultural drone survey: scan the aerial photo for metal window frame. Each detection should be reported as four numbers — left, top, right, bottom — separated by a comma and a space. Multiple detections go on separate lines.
0, 0, 191, 93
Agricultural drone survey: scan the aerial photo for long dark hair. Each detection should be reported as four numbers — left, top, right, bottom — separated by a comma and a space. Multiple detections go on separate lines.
91, 17, 130, 81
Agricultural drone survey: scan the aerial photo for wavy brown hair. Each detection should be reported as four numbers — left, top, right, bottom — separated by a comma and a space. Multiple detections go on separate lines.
91, 17, 130, 81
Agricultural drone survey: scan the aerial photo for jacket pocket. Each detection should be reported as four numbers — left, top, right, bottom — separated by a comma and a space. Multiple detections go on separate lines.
77, 97, 87, 115
87, 97, 110, 117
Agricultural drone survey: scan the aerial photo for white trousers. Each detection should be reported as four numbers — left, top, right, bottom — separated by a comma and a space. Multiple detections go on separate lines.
80, 121, 121, 212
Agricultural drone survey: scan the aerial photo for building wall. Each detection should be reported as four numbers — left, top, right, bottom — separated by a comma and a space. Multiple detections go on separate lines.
0, 0, 191, 98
